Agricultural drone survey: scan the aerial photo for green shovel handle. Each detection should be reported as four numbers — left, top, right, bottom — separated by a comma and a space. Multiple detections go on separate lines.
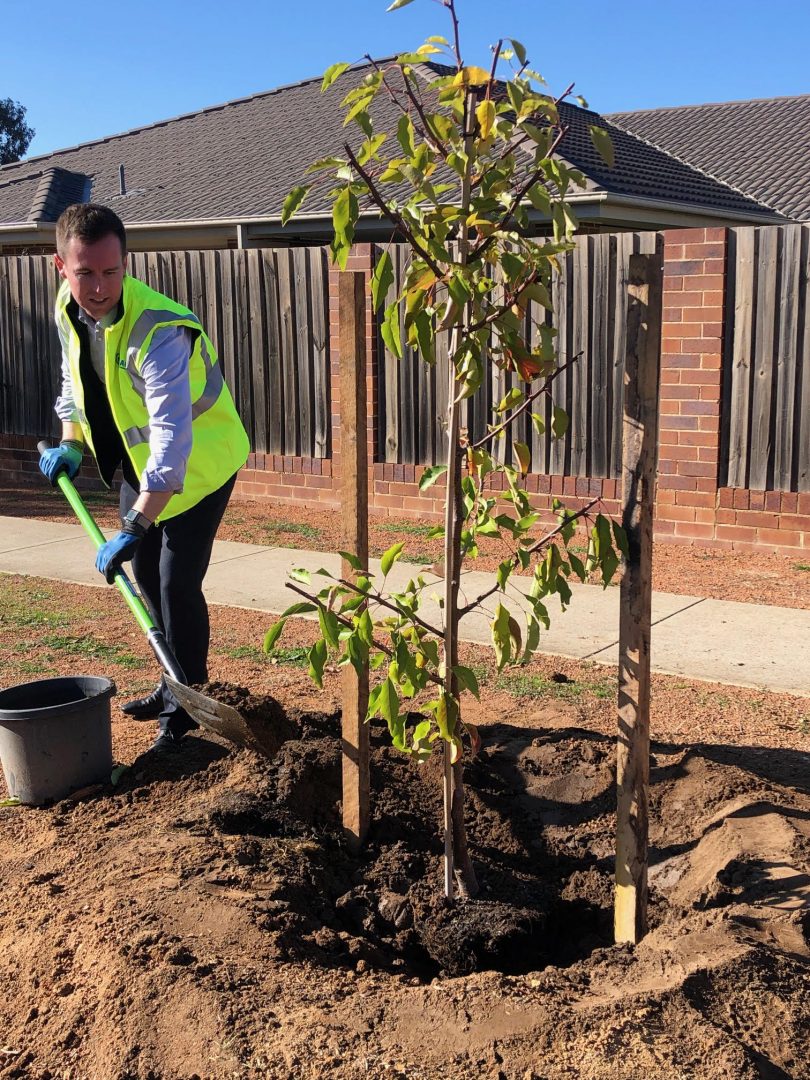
37, 441, 186, 684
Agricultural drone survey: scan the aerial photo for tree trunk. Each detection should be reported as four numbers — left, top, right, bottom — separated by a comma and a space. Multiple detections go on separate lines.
440, 87, 479, 901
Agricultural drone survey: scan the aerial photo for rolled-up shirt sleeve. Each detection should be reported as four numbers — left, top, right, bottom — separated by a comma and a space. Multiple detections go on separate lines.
139, 325, 194, 493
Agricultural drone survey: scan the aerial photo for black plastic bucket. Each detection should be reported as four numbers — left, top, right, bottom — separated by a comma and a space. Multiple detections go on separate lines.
0, 676, 115, 805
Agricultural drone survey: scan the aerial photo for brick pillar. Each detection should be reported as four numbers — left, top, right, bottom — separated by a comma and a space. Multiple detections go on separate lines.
329, 244, 376, 488
656, 228, 727, 543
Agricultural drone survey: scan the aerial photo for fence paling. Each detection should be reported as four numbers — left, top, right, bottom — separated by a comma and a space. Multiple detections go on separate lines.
373, 231, 663, 478
722, 223, 810, 493
0, 248, 332, 459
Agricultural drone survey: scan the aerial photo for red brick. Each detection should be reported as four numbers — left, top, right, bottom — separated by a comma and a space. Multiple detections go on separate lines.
674, 522, 715, 539
665, 260, 704, 276
764, 491, 780, 512
757, 528, 803, 549
716, 508, 737, 525
678, 430, 718, 446
779, 514, 810, 532
664, 504, 696, 522
680, 490, 717, 509
684, 242, 725, 259
680, 461, 717, 478
737, 510, 779, 529
749, 490, 765, 510
716, 524, 757, 542
780, 493, 798, 513
661, 416, 700, 431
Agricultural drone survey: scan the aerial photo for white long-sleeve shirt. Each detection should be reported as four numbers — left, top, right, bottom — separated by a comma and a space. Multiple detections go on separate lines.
55, 306, 194, 493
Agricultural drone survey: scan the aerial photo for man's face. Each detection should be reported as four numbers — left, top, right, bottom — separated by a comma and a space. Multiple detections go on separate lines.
54, 233, 127, 319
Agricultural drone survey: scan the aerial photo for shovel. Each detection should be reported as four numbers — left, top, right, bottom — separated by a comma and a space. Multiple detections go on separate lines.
38, 442, 279, 757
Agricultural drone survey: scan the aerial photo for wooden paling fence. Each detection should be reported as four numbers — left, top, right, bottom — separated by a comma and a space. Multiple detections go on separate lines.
721, 224, 810, 492
0, 247, 332, 458
375, 231, 662, 476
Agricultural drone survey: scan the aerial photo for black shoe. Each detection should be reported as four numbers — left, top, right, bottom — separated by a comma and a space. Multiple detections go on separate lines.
147, 732, 185, 755
122, 686, 164, 720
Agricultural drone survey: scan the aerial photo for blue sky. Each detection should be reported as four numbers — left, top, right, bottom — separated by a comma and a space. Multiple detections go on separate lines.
7, 0, 809, 160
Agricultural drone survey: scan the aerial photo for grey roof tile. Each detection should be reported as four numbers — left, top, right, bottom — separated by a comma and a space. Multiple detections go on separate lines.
0, 62, 784, 228
607, 95, 810, 221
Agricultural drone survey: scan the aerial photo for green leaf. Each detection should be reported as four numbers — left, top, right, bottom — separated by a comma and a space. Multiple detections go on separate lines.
552, 406, 569, 438
305, 156, 346, 174
378, 674, 400, 721
589, 125, 615, 169
263, 618, 286, 653
331, 187, 358, 270
568, 552, 587, 582
381, 300, 403, 359
513, 441, 531, 475
497, 559, 512, 591
612, 520, 629, 559
321, 62, 351, 93
419, 464, 448, 491
280, 601, 318, 618
357, 132, 387, 165
492, 602, 512, 671
522, 613, 541, 663
397, 114, 416, 157
339, 550, 362, 571
318, 607, 340, 649
307, 639, 327, 688
381, 541, 405, 577
281, 185, 310, 226
453, 665, 480, 700
290, 567, 311, 585
508, 38, 528, 65
372, 250, 394, 313
357, 608, 375, 646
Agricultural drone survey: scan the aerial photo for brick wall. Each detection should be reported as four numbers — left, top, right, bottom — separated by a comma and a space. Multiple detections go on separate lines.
2, 230, 808, 554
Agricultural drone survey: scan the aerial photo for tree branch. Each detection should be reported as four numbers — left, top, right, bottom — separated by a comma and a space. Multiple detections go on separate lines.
457, 497, 601, 616
284, 581, 444, 688
344, 142, 447, 280
336, 576, 442, 639
470, 350, 582, 450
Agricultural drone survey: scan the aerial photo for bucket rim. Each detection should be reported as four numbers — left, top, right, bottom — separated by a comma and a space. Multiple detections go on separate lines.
0, 675, 117, 719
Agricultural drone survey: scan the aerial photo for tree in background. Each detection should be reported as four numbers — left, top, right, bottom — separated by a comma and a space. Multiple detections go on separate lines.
0, 99, 34, 164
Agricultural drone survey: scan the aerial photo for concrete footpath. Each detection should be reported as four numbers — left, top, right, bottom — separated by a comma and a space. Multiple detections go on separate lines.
0, 515, 807, 698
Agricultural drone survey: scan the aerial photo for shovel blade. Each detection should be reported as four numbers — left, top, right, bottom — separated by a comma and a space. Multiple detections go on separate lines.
165, 677, 283, 759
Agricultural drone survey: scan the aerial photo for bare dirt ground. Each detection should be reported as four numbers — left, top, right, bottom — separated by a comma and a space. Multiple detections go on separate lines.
0, 562, 809, 1080
3, 482, 810, 610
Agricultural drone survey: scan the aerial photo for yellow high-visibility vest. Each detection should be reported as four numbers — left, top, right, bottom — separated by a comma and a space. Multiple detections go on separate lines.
56, 275, 249, 521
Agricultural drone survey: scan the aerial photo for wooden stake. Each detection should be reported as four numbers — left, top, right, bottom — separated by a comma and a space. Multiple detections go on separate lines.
339, 271, 370, 850
615, 251, 663, 945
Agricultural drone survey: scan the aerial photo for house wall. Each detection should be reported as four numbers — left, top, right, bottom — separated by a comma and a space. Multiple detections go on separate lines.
2, 230, 809, 554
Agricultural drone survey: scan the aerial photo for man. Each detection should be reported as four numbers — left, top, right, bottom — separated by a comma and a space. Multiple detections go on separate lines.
39, 203, 250, 753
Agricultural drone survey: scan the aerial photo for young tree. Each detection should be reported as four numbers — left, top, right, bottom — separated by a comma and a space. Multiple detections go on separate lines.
0, 99, 34, 164
270, 0, 624, 899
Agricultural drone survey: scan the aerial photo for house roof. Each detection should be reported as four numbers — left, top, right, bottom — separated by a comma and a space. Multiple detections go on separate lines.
608, 94, 810, 222
0, 61, 785, 244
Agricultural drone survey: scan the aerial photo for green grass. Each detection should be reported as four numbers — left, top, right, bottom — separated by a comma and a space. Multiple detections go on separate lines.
496, 670, 616, 702
377, 521, 439, 539
40, 633, 141, 669
262, 521, 322, 541
793, 563, 810, 572
220, 644, 309, 666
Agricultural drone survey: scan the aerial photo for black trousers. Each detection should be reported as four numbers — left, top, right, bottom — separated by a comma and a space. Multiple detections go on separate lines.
120, 472, 237, 739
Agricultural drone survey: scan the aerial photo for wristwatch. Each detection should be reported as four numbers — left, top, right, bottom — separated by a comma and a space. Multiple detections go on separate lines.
122, 508, 152, 537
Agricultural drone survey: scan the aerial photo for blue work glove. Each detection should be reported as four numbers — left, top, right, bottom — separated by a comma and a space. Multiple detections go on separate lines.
39, 440, 83, 486
96, 530, 143, 584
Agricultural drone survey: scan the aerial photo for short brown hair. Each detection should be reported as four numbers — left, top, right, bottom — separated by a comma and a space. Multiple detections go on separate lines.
56, 204, 127, 259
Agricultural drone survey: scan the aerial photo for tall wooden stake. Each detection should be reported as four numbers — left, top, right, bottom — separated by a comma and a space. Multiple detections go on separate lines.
615, 252, 663, 945
339, 271, 370, 850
